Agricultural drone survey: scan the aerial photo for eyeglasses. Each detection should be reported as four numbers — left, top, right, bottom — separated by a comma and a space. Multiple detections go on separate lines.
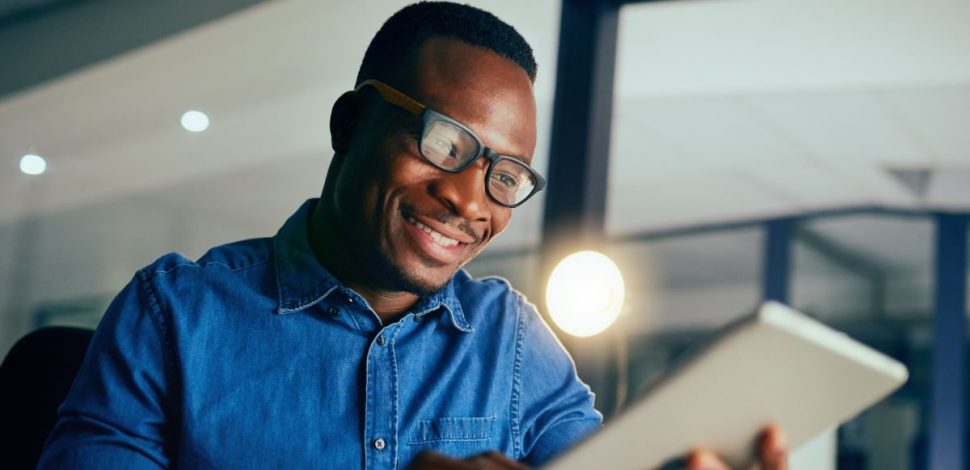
354, 79, 546, 208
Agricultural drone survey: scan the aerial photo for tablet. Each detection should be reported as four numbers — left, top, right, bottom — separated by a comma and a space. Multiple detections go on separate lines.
545, 301, 909, 470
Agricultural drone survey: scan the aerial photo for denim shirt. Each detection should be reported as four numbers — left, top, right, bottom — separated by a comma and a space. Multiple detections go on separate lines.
39, 199, 602, 469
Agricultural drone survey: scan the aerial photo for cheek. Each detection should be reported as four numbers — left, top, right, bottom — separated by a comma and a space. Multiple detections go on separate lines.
383, 151, 441, 196
487, 208, 512, 240
342, 136, 413, 213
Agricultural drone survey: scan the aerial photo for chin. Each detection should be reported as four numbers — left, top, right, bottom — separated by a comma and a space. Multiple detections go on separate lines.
393, 267, 454, 296
375, 250, 458, 296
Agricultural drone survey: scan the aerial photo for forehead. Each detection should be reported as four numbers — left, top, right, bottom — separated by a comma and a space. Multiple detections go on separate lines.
399, 37, 538, 162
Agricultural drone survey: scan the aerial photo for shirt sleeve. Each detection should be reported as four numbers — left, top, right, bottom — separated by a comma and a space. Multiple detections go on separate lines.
513, 295, 603, 466
38, 269, 173, 469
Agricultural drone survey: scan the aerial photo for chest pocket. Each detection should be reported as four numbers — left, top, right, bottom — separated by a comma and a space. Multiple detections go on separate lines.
409, 416, 496, 458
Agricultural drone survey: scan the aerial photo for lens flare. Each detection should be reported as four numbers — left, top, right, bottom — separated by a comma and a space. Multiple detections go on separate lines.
546, 250, 625, 337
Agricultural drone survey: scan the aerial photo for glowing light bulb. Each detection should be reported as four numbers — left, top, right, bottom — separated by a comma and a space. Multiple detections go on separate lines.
181, 110, 210, 132
20, 154, 47, 175
546, 250, 625, 337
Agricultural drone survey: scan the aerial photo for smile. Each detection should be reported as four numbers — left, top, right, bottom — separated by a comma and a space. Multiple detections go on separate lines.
406, 216, 461, 247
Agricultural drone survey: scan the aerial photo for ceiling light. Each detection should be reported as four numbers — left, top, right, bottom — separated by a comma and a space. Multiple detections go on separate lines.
19, 154, 47, 175
181, 110, 210, 132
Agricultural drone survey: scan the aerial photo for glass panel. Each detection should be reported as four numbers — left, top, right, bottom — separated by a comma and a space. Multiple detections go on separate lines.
792, 213, 933, 470
792, 214, 934, 322
606, 227, 763, 401
609, 0, 963, 465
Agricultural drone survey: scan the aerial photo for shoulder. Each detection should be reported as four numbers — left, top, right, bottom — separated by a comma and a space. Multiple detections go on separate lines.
138, 237, 273, 281
133, 237, 275, 313
452, 269, 521, 303
450, 270, 542, 331
452, 270, 532, 311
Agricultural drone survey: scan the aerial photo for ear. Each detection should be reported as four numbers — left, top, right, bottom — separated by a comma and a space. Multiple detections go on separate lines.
330, 90, 362, 154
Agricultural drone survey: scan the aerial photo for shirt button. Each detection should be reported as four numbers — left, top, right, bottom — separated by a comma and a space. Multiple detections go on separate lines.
373, 438, 386, 450
328, 306, 340, 317
343, 294, 354, 304
376, 334, 385, 346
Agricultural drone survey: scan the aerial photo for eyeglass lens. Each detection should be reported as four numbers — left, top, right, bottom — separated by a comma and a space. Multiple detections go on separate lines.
420, 118, 537, 206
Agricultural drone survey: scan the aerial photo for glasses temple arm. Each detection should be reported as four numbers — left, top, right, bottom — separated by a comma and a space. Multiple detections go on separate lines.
355, 79, 425, 115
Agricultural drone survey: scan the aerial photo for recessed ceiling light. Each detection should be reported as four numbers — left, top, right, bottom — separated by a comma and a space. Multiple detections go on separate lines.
20, 153, 47, 175
181, 110, 210, 132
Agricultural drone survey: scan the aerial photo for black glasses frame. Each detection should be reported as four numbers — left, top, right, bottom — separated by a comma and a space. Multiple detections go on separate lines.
355, 79, 546, 208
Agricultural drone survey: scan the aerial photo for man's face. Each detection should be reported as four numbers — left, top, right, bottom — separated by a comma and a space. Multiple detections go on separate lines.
332, 37, 538, 295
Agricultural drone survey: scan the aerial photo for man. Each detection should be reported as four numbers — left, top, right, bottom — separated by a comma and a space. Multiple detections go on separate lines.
40, 2, 787, 469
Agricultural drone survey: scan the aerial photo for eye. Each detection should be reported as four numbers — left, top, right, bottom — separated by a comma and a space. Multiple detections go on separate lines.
494, 171, 520, 189
430, 136, 457, 158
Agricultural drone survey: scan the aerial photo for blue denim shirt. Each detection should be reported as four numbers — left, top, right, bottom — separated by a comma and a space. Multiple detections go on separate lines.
40, 199, 601, 469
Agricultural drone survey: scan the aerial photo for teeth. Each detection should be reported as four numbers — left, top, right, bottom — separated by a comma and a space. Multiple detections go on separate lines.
407, 217, 460, 247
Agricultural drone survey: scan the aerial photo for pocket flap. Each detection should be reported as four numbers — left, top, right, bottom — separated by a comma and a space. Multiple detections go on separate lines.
411, 416, 495, 443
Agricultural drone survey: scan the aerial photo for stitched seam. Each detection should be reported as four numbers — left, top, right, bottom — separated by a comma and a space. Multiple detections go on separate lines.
409, 437, 492, 444
148, 259, 270, 278
409, 416, 497, 444
528, 417, 602, 451
280, 286, 339, 314
544, 417, 601, 428
136, 269, 181, 438
417, 417, 496, 422
150, 262, 196, 276
510, 293, 526, 459
202, 259, 270, 273
477, 275, 512, 287
273, 236, 286, 313
365, 345, 374, 469
390, 324, 401, 469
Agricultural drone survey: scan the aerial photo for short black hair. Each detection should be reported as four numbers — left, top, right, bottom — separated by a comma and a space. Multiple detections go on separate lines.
356, 1, 537, 85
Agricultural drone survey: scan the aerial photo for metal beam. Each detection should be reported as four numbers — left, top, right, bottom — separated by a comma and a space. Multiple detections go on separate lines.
928, 213, 968, 470
539, 0, 621, 418
540, 0, 619, 257
762, 218, 794, 303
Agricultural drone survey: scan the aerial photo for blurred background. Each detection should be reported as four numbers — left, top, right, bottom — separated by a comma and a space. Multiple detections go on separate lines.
1, 0, 968, 469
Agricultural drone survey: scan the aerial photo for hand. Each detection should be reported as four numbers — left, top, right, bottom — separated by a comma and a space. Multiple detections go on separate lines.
406, 450, 529, 470
685, 425, 788, 470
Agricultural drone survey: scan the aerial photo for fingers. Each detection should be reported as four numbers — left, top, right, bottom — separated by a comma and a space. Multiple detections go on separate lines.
758, 425, 789, 470
685, 449, 731, 470
406, 450, 471, 469
465, 450, 530, 469
685, 424, 788, 470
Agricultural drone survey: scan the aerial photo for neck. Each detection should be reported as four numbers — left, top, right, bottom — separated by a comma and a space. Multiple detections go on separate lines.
307, 198, 419, 324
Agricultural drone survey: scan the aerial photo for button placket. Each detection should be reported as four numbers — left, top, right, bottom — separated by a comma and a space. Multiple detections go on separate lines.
364, 324, 396, 467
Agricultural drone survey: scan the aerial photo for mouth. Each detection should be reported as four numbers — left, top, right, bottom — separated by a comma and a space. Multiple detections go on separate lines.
407, 216, 461, 247
401, 212, 475, 265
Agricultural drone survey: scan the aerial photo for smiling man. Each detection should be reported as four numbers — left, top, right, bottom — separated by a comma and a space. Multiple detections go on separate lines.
40, 3, 785, 469
40, 3, 598, 469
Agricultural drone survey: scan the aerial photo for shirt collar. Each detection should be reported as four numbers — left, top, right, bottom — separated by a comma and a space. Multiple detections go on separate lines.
273, 199, 472, 333
409, 276, 472, 333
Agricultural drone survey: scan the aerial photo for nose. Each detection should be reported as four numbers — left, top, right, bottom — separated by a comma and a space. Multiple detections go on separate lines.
429, 159, 491, 222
